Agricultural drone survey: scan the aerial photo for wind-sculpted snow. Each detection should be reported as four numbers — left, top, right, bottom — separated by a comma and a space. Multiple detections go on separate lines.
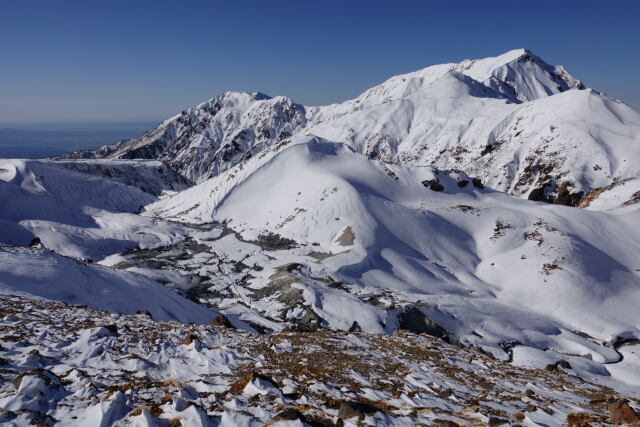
0, 248, 246, 326
1, 295, 637, 426
61, 49, 640, 207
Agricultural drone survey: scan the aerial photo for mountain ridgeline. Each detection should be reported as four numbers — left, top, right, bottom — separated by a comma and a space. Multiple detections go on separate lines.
61, 49, 640, 208
3, 50, 640, 413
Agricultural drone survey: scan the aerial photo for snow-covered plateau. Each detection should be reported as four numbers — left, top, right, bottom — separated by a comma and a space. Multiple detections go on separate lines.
2, 49, 640, 426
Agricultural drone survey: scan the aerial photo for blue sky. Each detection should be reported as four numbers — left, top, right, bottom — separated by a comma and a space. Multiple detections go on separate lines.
1, 0, 639, 123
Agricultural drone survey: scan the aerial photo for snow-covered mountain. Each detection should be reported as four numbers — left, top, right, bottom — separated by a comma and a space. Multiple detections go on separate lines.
61, 49, 640, 208
142, 135, 640, 384
2, 49, 640, 422
61, 92, 306, 183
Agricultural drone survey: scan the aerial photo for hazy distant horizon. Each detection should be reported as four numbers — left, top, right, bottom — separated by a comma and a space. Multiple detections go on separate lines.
0, 121, 158, 159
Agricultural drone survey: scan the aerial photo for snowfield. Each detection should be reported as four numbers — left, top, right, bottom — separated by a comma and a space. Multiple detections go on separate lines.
144, 137, 640, 387
0, 247, 248, 327
2, 49, 640, 425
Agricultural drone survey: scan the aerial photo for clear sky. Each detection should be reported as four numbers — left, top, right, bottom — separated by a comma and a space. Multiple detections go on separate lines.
2, 0, 639, 123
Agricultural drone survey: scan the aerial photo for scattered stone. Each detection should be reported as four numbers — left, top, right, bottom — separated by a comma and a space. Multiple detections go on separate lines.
0, 295, 633, 425
289, 309, 323, 332
254, 232, 298, 250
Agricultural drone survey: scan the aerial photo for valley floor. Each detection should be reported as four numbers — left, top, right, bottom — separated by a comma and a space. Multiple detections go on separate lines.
1, 295, 638, 426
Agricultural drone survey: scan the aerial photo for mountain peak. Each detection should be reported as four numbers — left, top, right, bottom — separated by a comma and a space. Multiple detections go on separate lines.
493, 48, 533, 62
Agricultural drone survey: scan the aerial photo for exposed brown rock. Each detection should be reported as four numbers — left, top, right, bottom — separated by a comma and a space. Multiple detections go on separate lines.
180, 333, 199, 345
433, 420, 460, 427
337, 400, 380, 419
270, 408, 305, 422
229, 371, 277, 395
209, 315, 234, 328
567, 412, 597, 427
336, 226, 355, 246
12, 369, 61, 390
609, 398, 640, 425
488, 416, 509, 426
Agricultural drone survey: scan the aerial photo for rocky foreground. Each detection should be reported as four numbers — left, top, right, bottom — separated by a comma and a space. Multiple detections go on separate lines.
1, 296, 639, 426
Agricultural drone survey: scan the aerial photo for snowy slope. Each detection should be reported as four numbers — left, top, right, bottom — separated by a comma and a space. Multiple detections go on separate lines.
0, 159, 156, 212
59, 49, 640, 207
0, 247, 230, 325
0, 159, 187, 259
145, 136, 640, 386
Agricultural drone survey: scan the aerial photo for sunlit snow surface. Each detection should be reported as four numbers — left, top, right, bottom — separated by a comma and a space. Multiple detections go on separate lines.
1, 49, 640, 424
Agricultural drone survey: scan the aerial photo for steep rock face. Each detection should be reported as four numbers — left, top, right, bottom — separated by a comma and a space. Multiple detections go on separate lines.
61, 49, 640, 208
62, 92, 307, 183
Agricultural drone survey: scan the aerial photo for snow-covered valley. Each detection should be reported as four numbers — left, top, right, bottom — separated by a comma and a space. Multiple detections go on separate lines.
2, 49, 640, 425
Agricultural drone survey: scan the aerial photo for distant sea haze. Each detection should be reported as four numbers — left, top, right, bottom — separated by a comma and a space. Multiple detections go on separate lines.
0, 122, 158, 159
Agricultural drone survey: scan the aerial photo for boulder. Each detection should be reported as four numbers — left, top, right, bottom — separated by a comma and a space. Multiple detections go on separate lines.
488, 416, 509, 426
422, 179, 444, 192
180, 334, 199, 345
397, 306, 456, 343
135, 309, 153, 318
545, 359, 571, 371
337, 401, 380, 420
210, 315, 234, 328
609, 398, 640, 425
271, 408, 305, 422
229, 371, 277, 395
567, 412, 597, 427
